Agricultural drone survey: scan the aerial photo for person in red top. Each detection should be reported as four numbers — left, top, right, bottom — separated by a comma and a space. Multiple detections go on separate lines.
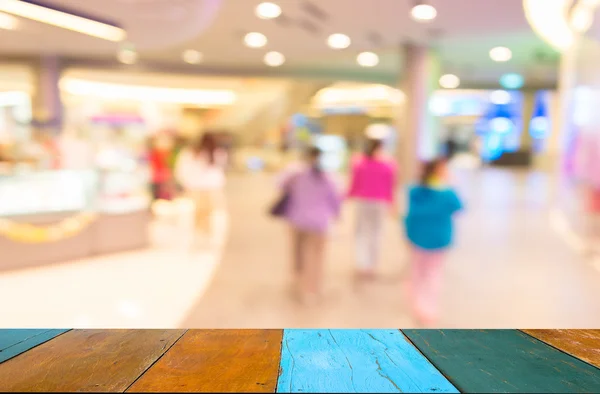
148, 134, 174, 200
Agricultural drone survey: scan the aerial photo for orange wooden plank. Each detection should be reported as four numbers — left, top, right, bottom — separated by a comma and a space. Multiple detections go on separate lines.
127, 329, 283, 393
0, 329, 185, 392
522, 329, 600, 368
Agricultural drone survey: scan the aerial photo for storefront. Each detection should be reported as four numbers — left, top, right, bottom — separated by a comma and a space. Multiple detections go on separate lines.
0, 68, 237, 271
306, 83, 403, 171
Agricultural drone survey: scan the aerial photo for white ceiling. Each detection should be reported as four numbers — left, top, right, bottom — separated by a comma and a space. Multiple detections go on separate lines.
0, 0, 559, 87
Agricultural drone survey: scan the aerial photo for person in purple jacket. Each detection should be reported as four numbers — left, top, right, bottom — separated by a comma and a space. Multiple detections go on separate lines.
279, 147, 341, 305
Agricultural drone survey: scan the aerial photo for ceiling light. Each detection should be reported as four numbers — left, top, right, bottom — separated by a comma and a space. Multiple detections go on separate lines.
0, 0, 125, 41
410, 3, 437, 22
0, 12, 18, 30
117, 49, 138, 65
182, 50, 203, 64
571, 6, 594, 33
256, 2, 281, 19
499, 73, 524, 89
244, 32, 267, 48
439, 74, 460, 89
264, 51, 285, 67
490, 90, 511, 105
60, 78, 237, 106
357, 52, 379, 67
489, 47, 512, 62
327, 33, 351, 49
523, 0, 574, 52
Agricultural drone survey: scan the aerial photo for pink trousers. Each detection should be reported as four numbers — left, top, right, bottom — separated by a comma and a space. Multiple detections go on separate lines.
406, 247, 445, 325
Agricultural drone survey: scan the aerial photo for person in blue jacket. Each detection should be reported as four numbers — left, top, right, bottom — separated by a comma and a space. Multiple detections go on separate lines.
404, 157, 463, 327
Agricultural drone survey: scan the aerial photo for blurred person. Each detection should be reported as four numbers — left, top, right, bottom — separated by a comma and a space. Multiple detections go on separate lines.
275, 146, 341, 305
175, 133, 227, 244
149, 134, 174, 200
347, 138, 397, 282
403, 157, 463, 327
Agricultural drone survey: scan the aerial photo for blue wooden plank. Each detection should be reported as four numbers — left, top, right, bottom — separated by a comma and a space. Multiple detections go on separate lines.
0, 330, 51, 351
0, 329, 69, 363
277, 329, 459, 393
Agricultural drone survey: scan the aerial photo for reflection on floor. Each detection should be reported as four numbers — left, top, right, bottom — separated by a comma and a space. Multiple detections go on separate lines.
2, 168, 600, 329
182, 168, 600, 328
0, 210, 228, 329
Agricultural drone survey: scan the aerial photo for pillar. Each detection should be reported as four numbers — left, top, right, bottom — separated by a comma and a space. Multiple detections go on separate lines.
520, 90, 536, 151
31, 55, 63, 132
396, 44, 441, 185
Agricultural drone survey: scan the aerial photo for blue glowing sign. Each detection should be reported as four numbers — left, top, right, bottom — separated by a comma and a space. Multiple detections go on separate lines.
500, 73, 524, 90
488, 117, 514, 134
530, 116, 550, 139
482, 133, 504, 161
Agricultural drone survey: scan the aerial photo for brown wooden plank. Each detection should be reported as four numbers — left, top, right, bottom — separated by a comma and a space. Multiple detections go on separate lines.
522, 329, 600, 368
127, 329, 283, 393
0, 329, 186, 392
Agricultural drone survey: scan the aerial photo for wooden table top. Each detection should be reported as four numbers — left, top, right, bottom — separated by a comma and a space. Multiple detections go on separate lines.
0, 329, 598, 393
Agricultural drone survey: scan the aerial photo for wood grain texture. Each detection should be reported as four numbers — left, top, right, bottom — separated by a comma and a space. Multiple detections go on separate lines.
0, 329, 68, 363
0, 329, 185, 392
277, 329, 459, 393
522, 330, 600, 369
403, 329, 600, 393
127, 329, 283, 393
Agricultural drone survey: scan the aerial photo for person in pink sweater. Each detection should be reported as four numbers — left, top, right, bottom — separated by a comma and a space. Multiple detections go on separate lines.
347, 138, 398, 281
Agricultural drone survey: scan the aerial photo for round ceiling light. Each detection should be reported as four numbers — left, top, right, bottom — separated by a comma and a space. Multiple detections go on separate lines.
489, 46, 512, 62
357, 52, 379, 67
182, 50, 203, 64
264, 51, 285, 67
489, 90, 511, 105
244, 32, 267, 48
117, 49, 138, 65
327, 33, 351, 49
256, 2, 282, 19
499, 73, 524, 89
410, 3, 437, 22
439, 74, 460, 89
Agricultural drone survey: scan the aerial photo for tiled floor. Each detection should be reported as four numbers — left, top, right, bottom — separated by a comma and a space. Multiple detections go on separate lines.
181, 168, 600, 328
0, 210, 228, 329
1, 168, 600, 328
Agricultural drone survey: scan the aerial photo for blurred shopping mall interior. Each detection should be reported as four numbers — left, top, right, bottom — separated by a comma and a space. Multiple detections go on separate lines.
0, 0, 600, 328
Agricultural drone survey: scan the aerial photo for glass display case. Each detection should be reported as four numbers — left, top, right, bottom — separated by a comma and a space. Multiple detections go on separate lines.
0, 168, 151, 272
0, 169, 150, 217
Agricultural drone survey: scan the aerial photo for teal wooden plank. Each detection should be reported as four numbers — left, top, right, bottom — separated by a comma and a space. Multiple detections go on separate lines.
277, 329, 459, 393
0, 329, 69, 363
403, 329, 600, 393
0, 330, 51, 351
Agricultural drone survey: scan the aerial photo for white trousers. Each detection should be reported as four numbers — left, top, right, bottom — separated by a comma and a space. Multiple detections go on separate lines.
355, 200, 387, 270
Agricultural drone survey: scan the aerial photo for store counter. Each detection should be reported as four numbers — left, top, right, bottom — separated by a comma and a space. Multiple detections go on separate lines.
0, 169, 151, 272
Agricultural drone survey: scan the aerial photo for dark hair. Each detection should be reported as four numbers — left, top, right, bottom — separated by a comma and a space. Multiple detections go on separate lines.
306, 146, 323, 176
193, 133, 218, 165
365, 138, 383, 159
420, 157, 446, 186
